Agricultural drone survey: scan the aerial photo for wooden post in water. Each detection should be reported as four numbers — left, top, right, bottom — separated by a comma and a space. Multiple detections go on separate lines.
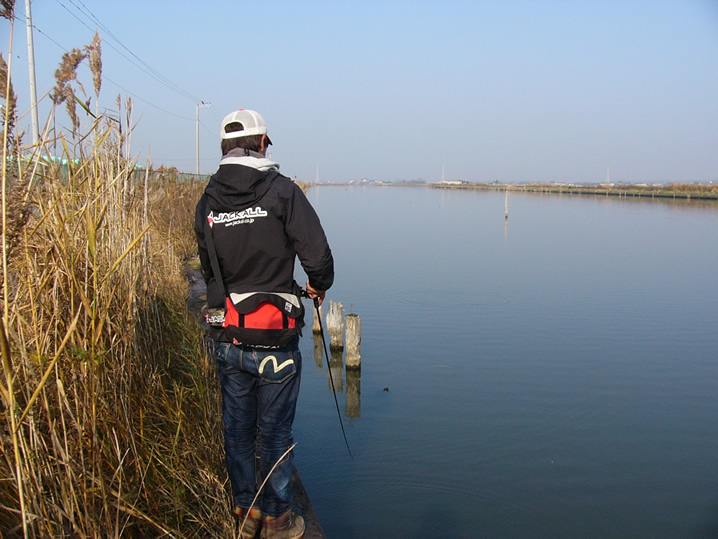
345, 313, 361, 370
326, 300, 344, 351
312, 303, 322, 334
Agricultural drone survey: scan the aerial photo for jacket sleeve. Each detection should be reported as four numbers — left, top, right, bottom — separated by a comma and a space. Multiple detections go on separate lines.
195, 195, 227, 308
282, 182, 334, 291
194, 195, 212, 284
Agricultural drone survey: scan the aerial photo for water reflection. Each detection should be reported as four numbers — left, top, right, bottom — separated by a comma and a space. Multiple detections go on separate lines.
328, 349, 343, 393
297, 185, 718, 538
346, 368, 361, 418
310, 316, 362, 419
312, 332, 323, 369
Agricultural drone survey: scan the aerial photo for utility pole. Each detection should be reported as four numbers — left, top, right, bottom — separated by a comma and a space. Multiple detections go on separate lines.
196, 101, 210, 174
25, 0, 39, 146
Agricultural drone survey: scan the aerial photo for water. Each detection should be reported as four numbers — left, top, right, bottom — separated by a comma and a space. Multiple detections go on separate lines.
292, 185, 718, 538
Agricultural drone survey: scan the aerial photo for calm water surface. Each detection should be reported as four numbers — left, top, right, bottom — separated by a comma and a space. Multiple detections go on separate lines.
292, 185, 718, 538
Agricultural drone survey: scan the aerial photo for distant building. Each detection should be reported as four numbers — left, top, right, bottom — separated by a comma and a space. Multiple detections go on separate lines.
439, 180, 465, 186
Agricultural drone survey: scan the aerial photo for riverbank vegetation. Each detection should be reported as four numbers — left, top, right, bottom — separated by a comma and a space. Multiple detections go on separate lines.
2, 18, 233, 537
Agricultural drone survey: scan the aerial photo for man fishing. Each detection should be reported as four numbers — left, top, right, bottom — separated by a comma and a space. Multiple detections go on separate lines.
195, 109, 334, 539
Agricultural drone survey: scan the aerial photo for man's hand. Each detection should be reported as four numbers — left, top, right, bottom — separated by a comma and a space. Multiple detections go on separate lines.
305, 281, 326, 306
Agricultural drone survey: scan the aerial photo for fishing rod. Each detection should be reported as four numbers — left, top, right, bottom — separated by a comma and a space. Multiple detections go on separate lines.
311, 296, 354, 459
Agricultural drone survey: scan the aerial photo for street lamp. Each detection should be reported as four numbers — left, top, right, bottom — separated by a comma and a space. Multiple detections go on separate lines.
196, 101, 211, 174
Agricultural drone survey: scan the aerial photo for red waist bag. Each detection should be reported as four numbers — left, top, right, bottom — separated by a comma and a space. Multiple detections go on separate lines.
222, 292, 303, 347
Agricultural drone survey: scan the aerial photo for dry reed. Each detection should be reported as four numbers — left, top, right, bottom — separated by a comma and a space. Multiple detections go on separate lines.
2, 29, 236, 537
0, 0, 14, 21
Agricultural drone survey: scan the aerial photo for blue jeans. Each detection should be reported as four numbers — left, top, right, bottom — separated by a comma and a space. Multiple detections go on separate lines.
213, 338, 302, 517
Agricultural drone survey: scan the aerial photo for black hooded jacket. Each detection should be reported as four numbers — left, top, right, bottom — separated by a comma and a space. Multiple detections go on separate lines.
194, 151, 334, 343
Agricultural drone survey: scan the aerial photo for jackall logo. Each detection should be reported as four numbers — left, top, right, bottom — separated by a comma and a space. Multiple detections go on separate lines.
207, 207, 268, 228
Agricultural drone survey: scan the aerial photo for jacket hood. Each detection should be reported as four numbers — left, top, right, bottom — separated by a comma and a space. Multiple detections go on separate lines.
204, 149, 280, 211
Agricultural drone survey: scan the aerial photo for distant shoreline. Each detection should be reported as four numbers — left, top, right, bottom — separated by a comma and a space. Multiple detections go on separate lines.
430, 182, 718, 201
304, 181, 718, 202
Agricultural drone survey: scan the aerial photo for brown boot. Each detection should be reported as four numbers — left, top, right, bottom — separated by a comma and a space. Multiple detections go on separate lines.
234, 507, 263, 539
260, 510, 305, 539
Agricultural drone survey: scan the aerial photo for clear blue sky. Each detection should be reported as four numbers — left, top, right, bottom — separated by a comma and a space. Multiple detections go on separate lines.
4, 0, 718, 183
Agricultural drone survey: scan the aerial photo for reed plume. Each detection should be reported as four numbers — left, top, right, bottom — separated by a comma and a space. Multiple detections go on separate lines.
51, 48, 87, 133
0, 52, 18, 152
1, 52, 28, 263
86, 30, 102, 105
0, 53, 16, 125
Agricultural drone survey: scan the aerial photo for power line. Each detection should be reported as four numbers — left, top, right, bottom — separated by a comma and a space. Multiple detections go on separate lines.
68, 0, 202, 103
207, 106, 223, 123
11, 11, 195, 122
12, 3, 217, 171
200, 118, 219, 139
53, 0, 203, 103
103, 76, 194, 121
11, 10, 70, 48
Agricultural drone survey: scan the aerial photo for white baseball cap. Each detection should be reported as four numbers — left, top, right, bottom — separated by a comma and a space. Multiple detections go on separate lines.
220, 109, 272, 144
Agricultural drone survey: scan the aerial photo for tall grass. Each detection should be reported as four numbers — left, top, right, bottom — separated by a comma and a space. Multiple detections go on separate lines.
2, 13, 236, 537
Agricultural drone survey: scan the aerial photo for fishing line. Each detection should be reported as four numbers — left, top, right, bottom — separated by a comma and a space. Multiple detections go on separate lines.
312, 297, 354, 459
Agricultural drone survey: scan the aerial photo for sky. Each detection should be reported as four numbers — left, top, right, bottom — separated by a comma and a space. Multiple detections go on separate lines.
3, 0, 718, 183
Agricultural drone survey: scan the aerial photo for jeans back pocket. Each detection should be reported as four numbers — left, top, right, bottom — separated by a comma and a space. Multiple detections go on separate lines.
256, 348, 297, 383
